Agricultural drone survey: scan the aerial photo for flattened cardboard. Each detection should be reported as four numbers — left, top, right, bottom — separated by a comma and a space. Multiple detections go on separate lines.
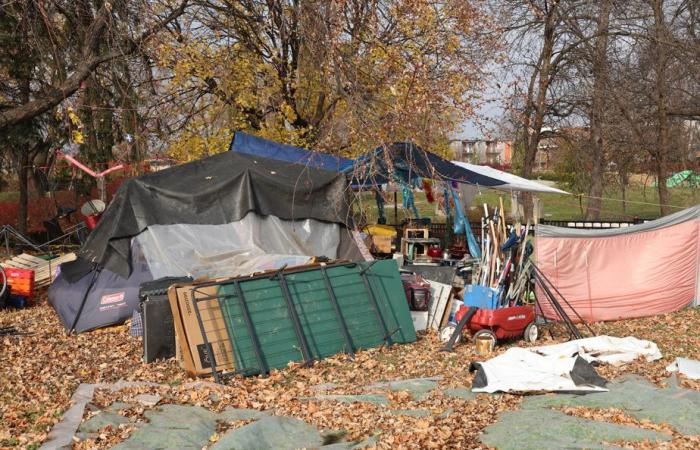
167, 284, 235, 376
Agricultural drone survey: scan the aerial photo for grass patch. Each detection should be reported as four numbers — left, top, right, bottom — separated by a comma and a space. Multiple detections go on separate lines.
0, 191, 19, 202
354, 181, 699, 224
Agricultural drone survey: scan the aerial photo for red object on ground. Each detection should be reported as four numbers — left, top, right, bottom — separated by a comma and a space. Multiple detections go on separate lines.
5, 267, 35, 300
455, 304, 535, 340
427, 244, 442, 258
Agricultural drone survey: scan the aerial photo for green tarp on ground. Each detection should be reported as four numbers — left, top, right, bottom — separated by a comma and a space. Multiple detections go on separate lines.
217, 260, 416, 374
660, 170, 700, 188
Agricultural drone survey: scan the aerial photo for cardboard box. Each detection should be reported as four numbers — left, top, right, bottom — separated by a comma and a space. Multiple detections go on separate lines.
168, 283, 235, 376
370, 235, 392, 253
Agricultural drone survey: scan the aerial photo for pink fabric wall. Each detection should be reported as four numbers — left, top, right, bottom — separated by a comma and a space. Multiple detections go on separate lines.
536, 218, 699, 322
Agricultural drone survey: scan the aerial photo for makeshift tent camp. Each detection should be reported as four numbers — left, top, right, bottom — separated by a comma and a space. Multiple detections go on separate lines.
49, 151, 363, 333
535, 204, 700, 322
230, 131, 354, 172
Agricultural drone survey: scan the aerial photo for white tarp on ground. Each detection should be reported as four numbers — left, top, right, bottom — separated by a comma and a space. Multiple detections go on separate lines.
666, 357, 700, 380
472, 336, 662, 394
451, 161, 570, 194
134, 212, 340, 279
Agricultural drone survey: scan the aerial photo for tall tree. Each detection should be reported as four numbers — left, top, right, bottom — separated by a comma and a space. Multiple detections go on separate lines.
0, 0, 189, 232
0, 0, 189, 132
583, 0, 612, 219
155, 0, 499, 159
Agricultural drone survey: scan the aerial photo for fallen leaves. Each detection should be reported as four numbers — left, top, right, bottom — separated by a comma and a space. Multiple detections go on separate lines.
2, 295, 700, 449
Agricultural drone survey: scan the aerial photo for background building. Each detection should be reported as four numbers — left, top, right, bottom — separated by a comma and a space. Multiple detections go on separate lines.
449, 139, 513, 167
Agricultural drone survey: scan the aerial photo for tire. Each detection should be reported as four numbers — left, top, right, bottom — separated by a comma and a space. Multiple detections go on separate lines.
0, 265, 6, 298
473, 329, 496, 351
523, 322, 539, 343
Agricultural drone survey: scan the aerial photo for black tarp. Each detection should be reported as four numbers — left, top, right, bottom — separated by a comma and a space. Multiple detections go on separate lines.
80, 151, 354, 278
350, 142, 505, 186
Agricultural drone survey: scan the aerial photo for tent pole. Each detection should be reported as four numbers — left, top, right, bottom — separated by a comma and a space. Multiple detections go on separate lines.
394, 192, 397, 224
68, 264, 102, 335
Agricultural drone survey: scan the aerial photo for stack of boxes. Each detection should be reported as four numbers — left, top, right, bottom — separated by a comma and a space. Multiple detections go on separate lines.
4, 268, 35, 308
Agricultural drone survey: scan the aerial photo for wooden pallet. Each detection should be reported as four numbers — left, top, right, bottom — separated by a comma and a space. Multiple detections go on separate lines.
1, 252, 76, 288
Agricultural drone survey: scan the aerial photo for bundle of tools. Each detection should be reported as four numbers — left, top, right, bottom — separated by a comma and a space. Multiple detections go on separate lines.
472, 199, 533, 308
470, 198, 592, 339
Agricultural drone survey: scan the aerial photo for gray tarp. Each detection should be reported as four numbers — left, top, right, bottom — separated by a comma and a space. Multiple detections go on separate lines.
536, 204, 700, 237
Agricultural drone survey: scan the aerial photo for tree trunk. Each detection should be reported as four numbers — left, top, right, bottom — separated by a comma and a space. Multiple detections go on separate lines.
621, 174, 627, 215
585, 0, 612, 220
520, 9, 557, 221
653, 0, 671, 216
17, 151, 29, 235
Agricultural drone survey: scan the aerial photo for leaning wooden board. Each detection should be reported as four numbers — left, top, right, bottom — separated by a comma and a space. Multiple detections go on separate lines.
1, 252, 76, 287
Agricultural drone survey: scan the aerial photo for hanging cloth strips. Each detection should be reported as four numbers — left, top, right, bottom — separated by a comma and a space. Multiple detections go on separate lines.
449, 185, 480, 258
422, 178, 435, 203
443, 186, 452, 221
399, 178, 420, 219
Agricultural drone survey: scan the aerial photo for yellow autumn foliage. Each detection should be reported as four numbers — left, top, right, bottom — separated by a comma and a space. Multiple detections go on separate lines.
154, 0, 498, 161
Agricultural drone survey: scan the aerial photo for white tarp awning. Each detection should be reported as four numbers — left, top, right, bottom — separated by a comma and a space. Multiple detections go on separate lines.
451, 161, 570, 194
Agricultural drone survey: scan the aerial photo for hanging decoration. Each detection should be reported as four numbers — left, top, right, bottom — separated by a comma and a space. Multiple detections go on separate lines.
443, 186, 452, 221
399, 178, 420, 219
449, 185, 480, 258
422, 178, 435, 203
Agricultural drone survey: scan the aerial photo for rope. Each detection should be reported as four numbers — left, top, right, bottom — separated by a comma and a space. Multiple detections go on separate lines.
575, 193, 689, 211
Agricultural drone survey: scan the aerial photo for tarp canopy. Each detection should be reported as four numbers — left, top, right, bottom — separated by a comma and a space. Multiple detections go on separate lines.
229, 133, 505, 188
351, 142, 505, 187
451, 161, 569, 194
536, 204, 700, 322
230, 131, 354, 172
79, 151, 354, 278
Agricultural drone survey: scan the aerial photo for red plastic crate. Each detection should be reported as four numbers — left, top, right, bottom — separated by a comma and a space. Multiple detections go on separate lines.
5, 267, 35, 299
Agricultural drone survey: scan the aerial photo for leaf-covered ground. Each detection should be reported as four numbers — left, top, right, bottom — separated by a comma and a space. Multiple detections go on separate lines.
1, 297, 699, 449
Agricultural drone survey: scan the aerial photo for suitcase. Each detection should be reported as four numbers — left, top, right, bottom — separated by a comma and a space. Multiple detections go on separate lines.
140, 276, 192, 362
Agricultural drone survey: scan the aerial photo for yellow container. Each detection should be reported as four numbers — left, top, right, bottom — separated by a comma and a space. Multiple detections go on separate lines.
364, 224, 397, 237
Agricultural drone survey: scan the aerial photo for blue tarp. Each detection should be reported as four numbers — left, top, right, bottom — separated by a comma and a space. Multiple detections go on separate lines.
230, 131, 353, 172
229, 132, 504, 187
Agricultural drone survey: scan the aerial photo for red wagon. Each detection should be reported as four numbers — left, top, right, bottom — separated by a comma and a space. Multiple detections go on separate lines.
454, 304, 538, 351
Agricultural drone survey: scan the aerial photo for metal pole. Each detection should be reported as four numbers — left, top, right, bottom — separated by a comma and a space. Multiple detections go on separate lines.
190, 287, 221, 383
358, 262, 393, 346
531, 263, 596, 336
68, 265, 102, 335
394, 191, 398, 224
273, 269, 313, 364
534, 275, 582, 339
232, 280, 268, 374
